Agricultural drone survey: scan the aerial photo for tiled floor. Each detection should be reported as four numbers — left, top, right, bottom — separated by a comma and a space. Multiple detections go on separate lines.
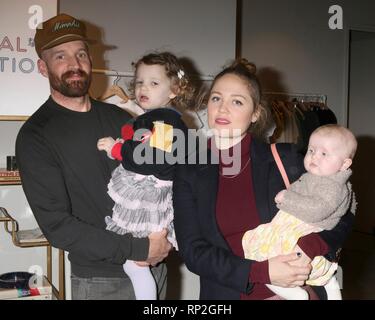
340, 231, 375, 299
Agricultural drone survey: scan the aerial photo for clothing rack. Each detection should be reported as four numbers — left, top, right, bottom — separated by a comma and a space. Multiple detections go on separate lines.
92, 68, 214, 81
263, 92, 327, 105
265, 91, 336, 148
92, 69, 133, 78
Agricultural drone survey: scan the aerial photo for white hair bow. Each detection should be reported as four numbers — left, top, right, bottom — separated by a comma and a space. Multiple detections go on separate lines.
177, 70, 185, 79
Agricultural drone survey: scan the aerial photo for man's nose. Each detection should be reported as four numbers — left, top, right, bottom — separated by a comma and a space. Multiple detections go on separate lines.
67, 56, 81, 69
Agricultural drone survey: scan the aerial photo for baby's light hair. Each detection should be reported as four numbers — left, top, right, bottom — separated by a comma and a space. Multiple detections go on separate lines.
313, 124, 357, 159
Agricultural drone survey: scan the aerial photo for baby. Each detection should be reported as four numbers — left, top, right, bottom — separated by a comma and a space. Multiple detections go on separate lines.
242, 124, 357, 300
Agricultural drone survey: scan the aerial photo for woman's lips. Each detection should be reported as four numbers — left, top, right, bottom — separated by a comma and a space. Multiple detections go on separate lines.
215, 118, 231, 125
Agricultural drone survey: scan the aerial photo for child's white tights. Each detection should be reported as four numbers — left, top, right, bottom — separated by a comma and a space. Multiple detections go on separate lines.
123, 260, 157, 300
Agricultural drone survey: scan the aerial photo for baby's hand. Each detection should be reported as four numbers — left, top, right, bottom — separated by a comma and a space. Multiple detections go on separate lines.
97, 137, 116, 159
275, 190, 286, 204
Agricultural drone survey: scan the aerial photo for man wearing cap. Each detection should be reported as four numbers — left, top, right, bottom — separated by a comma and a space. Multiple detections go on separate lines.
16, 14, 171, 300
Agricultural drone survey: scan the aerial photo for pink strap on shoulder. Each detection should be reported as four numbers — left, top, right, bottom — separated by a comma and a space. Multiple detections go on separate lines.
271, 143, 290, 188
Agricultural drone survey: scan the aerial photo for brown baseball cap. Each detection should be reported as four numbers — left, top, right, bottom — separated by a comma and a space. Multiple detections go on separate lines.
34, 13, 91, 58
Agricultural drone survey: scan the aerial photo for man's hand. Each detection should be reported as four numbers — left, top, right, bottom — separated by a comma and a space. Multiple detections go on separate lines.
146, 229, 172, 266
134, 261, 150, 267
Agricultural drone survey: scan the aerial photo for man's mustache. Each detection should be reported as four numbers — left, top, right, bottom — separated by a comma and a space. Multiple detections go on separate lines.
62, 69, 89, 80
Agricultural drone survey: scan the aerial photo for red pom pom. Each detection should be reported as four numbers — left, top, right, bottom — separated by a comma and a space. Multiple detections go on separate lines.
121, 124, 134, 141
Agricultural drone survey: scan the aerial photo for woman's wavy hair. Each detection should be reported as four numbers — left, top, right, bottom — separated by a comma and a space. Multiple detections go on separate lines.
128, 52, 195, 110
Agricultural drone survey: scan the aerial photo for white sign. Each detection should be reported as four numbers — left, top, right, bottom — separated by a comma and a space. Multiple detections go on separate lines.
0, 0, 57, 117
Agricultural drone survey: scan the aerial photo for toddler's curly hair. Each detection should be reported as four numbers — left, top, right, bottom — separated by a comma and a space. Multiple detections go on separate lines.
129, 52, 195, 110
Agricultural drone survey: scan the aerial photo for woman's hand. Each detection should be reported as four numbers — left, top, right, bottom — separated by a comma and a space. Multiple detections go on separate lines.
289, 245, 312, 267
268, 252, 312, 287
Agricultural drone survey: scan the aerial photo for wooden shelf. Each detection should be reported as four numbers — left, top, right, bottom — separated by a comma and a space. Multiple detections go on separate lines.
0, 180, 21, 186
0, 170, 21, 186
0, 207, 49, 247
0, 207, 65, 299
0, 213, 11, 223
0, 118, 65, 299
0, 275, 52, 300
0, 116, 29, 121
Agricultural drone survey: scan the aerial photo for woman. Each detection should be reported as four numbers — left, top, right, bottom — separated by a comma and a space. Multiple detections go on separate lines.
173, 59, 353, 300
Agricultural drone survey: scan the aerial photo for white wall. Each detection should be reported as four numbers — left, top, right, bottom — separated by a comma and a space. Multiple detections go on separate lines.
60, 0, 236, 97
0, 0, 57, 116
241, 0, 375, 125
60, 0, 236, 75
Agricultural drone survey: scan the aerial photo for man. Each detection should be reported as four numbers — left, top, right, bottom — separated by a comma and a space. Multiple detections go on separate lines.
16, 13, 171, 300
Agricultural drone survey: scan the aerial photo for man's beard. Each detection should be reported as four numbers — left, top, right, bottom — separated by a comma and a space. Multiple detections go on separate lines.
49, 69, 91, 97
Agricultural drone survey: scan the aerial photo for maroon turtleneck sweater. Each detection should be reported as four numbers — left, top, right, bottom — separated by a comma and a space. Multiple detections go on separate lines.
213, 134, 329, 300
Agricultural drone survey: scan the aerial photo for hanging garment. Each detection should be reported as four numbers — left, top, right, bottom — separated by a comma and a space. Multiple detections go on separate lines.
181, 107, 211, 139
102, 96, 144, 118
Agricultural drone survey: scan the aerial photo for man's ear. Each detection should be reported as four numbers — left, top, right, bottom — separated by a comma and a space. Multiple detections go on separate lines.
37, 59, 49, 78
340, 158, 352, 171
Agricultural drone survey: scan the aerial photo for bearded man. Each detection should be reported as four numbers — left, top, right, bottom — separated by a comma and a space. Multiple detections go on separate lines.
16, 13, 171, 300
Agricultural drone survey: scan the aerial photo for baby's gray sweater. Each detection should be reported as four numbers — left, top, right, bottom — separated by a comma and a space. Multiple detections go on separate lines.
277, 169, 356, 230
